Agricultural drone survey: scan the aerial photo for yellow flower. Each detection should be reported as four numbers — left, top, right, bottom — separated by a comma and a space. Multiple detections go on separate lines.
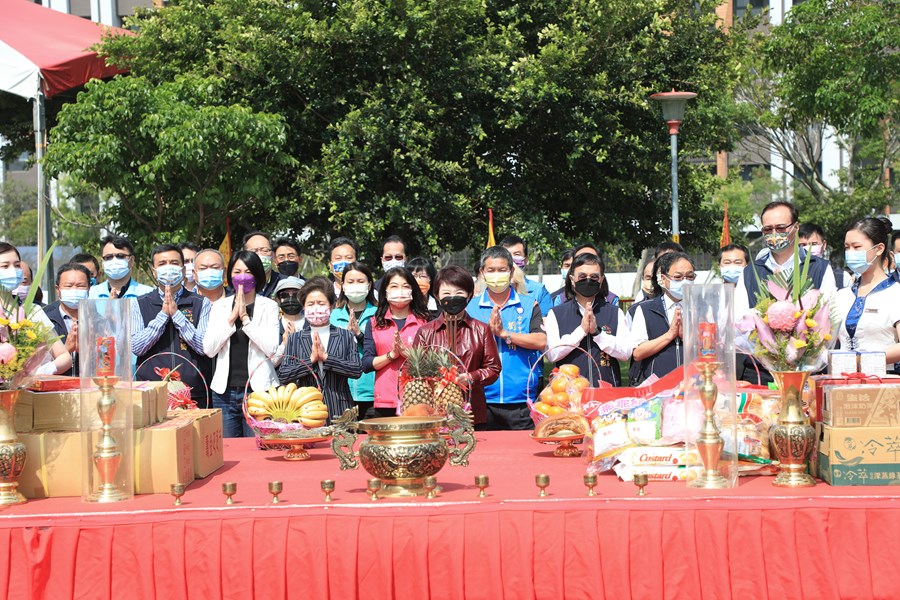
25, 330, 36, 341
824, 333, 833, 342
793, 311, 802, 319
762, 316, 769, 324
20, 319, 33, 327
8, 322, 21, 331
805, 318, 817, 329
793, 339, 807, 349
0, 317, 8, 326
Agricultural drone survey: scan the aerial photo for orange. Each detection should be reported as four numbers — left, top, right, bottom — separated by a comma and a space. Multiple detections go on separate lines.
552, 392, 571, 409
548, 406, 565, 415
550, 376, 570, 393
539, 386, 555, 402
533, 402, 552, 415
559, 364, 581, 378
570, 377, 590, 392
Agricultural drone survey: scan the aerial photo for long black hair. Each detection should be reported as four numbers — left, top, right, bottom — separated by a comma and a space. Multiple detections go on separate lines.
564, 253, 609, 301
336, 261, 377, 308
227, 250, 266, 293
373, 267, 431, 328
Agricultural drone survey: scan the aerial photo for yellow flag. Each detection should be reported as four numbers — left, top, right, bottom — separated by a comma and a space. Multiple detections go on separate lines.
487, 208, 496, 248
219, 217, 232, 260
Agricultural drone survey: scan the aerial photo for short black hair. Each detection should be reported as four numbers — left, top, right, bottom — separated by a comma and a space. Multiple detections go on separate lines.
499, 235, 527, 256
0, 242, 20, 260
564, 253, 609, 300
573, 242, 601, 257
178, 242, 201, 253
99, 235, 135, 256
653, 241, 684, 258
299, 275, 337, 307
651, 251, 695, 297
892, 231, 900, 248
227, 251, 266, 293
150, 244, 184, 265
761, 200, 799, 224
327, 237, 359, 260
559, 249, 575, 265
381, 235, 407, 255
434, 265, 475, 298
70, 252, 100, 273
797, 223, 825, 240
55, 263, 91, 287
273, 237, 302, 256
241, 231, 272, 249
717, 243, 750, 264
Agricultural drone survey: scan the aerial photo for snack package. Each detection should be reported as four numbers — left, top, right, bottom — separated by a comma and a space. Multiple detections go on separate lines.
626, 398, 663, 445
613, 463, 689, 482
616, 445, 695, 467
585, 413, 633, 473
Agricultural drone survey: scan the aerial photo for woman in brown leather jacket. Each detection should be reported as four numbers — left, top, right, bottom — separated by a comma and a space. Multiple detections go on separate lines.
414, 265, 501, 429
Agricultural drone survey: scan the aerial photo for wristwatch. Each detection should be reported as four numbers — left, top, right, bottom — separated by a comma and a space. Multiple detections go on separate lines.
505, 331, 513, 345
386, 350, 395, 361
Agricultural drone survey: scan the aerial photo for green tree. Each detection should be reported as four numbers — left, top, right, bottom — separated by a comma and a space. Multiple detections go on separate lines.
47, 0, 748, 260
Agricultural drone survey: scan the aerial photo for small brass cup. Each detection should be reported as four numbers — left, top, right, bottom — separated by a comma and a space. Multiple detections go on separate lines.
321, 479, 335, 502
583, 473, 598, 497
170, 483, 185, 506
475, 475, 489, 498
222, 482, 237, 505
633, 473, 649, 496
423, 476, 438, 499
535, 474, 550, 497
268, 481, 283, 504
366, 478, 382, 501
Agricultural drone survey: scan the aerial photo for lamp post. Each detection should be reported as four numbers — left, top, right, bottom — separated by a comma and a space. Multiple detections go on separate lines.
650, 90, 696, 244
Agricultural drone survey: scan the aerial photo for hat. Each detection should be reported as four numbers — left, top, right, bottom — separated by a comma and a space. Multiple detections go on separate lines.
274, 277, 303, 295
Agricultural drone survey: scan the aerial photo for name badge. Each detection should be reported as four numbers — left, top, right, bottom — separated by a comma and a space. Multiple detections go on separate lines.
865, 308, 879, 314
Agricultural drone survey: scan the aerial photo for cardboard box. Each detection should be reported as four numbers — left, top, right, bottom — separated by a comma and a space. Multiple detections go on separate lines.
27, 375, 82, 392
818, 424, 900, 486
14, 391, 33, 432
134, 418, 194, 494
859, 352, 887, 376
24, 381, 168, 431
18, 431, 83, 498
168, 409, 224, 478
809, 374, 900, 423
829, 351, 858, 375
823, 385, 900, 427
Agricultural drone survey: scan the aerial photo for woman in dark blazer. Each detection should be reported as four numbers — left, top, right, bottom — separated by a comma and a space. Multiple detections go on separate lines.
278, 277, 362, 423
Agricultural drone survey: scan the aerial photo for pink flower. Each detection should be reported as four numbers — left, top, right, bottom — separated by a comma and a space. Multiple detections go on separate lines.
0, 342, 17, 365
766, 301, 798, 332
766, 280, 790, 301
752, 313, 778, 353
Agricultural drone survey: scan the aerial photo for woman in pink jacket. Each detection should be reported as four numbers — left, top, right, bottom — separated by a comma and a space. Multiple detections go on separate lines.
362, 267, 432, 416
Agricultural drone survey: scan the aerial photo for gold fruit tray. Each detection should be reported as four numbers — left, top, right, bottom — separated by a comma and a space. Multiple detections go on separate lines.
530, 432, 584, 458
260, 435, 332, 461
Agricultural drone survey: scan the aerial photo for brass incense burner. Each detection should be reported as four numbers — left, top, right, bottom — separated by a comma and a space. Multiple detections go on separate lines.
330, 403, 476, 497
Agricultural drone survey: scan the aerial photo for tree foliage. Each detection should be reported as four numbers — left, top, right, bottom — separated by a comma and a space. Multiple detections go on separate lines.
44, 0, 748, 260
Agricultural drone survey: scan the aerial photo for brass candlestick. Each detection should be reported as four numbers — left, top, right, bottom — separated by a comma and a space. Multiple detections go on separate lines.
633, 473, 649, 496
475, 475, 489, 498
321, 479, 335, 502
89, 376, 127, 502
423, 476, 438, 499
691, 362, 729, 489
583, 473, 598, 497
268, 481, 283, 504
170, 483, 185, 506
366, 478, 382, 501
535, 474, 550, 497
222, 482, 237, 505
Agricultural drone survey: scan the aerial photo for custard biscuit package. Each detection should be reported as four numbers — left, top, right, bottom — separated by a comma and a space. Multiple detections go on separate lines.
585, 412, 633, 474
613, 463, 690, 482
626, 397, 665, 445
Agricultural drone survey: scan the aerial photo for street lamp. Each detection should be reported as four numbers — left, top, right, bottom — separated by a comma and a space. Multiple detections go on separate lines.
650, 90, 696, 244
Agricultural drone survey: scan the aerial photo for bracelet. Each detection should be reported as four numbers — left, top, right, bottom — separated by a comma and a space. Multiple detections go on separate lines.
386, 351, 394, 361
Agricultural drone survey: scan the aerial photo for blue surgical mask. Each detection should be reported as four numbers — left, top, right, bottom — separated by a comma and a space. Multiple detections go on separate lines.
845, 248, 877, 275
721, 266, 742, 284
894, 253, 900, 271
156, 264, 184, 287
666, 278, 684, 300
332, 261, 351, 278
196, 269, 224, 290
0, 267, 24, 292
60, 289, 88, 309
560, 268, 569, 279
89, 276, 97, 287
382, 259, 405, 271
103, 258, 131, 281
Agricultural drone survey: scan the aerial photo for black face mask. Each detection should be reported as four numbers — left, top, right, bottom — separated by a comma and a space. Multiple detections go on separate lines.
279, 299, 303, 315
440, 296, 468, 316
277, 260, 300, 277
573, 278, 602, 298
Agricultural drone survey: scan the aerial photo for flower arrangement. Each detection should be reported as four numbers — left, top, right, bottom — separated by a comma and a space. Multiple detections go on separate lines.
0, 258, 57, 391
736, 242, 839, 372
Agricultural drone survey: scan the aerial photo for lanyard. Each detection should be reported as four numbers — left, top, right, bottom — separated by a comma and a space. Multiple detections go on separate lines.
846, 276, 895, 347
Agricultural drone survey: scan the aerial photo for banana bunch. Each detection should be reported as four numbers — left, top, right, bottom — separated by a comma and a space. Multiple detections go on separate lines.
247, 383, 329, 427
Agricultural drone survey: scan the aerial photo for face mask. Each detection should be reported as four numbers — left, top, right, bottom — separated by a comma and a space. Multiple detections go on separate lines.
641, 281, 654, 294
196, 269, 224, 290
383, 259, 405, 271
184, 263, 195, 282
279, 299, 303, 316
103, 258, 131, 281
258, 255, 273, 273
483, 272, 511, 293
721, 266, 743, 284
440, 296, 468, 316
156, 264, 184, 287
332, 261, 351, 280
573, 278, 602, 297
894, 253, 900, 270
232, 274, 256, 293
90, 276, 97, 287
806, 244, 824, 258
277, 260, 299, 277
343, 283, 370, 304
305, 305, 331, 326
764, 232, 792, 253
665, 278, 684, 301
560, 268, 569, 279
845, 248, 877, 275
60, 289, 87, 309
512, 256, 527, 269
417, 279, 431, 296
12, 285, 29, 301
0, 267, 24, 292
386, 289, 413, 306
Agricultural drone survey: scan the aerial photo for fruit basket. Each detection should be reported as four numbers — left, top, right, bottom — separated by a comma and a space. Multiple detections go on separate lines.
397, 346, 471, 418
526, 344, 605, 427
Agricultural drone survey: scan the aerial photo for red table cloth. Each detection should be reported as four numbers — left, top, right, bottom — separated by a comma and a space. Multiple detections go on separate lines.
1, 432, 899, 599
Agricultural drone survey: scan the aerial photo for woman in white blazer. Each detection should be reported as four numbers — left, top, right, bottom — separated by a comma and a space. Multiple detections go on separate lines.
203, 251, 280, 437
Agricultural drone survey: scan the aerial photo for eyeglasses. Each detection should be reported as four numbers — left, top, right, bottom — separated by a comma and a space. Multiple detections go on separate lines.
278, 291, 300, 300
573, 275, 603, 282
102, 253, 131, 261
412, 273, 430, 281
383, 254, 405, 261
663, 273, 697, 282
761, 222, 796, 235
250, 247, 273, 255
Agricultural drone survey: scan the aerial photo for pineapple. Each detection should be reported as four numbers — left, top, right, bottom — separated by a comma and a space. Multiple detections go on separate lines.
433, 352, 466, 411
400, 347, 438, 414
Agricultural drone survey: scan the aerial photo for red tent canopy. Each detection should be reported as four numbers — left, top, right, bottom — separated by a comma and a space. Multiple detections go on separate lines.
0, 0, 129, 99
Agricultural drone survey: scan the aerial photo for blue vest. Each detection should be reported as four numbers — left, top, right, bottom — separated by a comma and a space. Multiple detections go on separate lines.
743, 252, 830, 309
549, 299, 622, 386
135, 290, 211, 406
630, 296, 682, 385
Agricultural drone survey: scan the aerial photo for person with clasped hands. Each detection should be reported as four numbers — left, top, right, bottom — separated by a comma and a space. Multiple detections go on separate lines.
204, 251, 280, 437
544, 253, 632, 386
835, 217, 900, 371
